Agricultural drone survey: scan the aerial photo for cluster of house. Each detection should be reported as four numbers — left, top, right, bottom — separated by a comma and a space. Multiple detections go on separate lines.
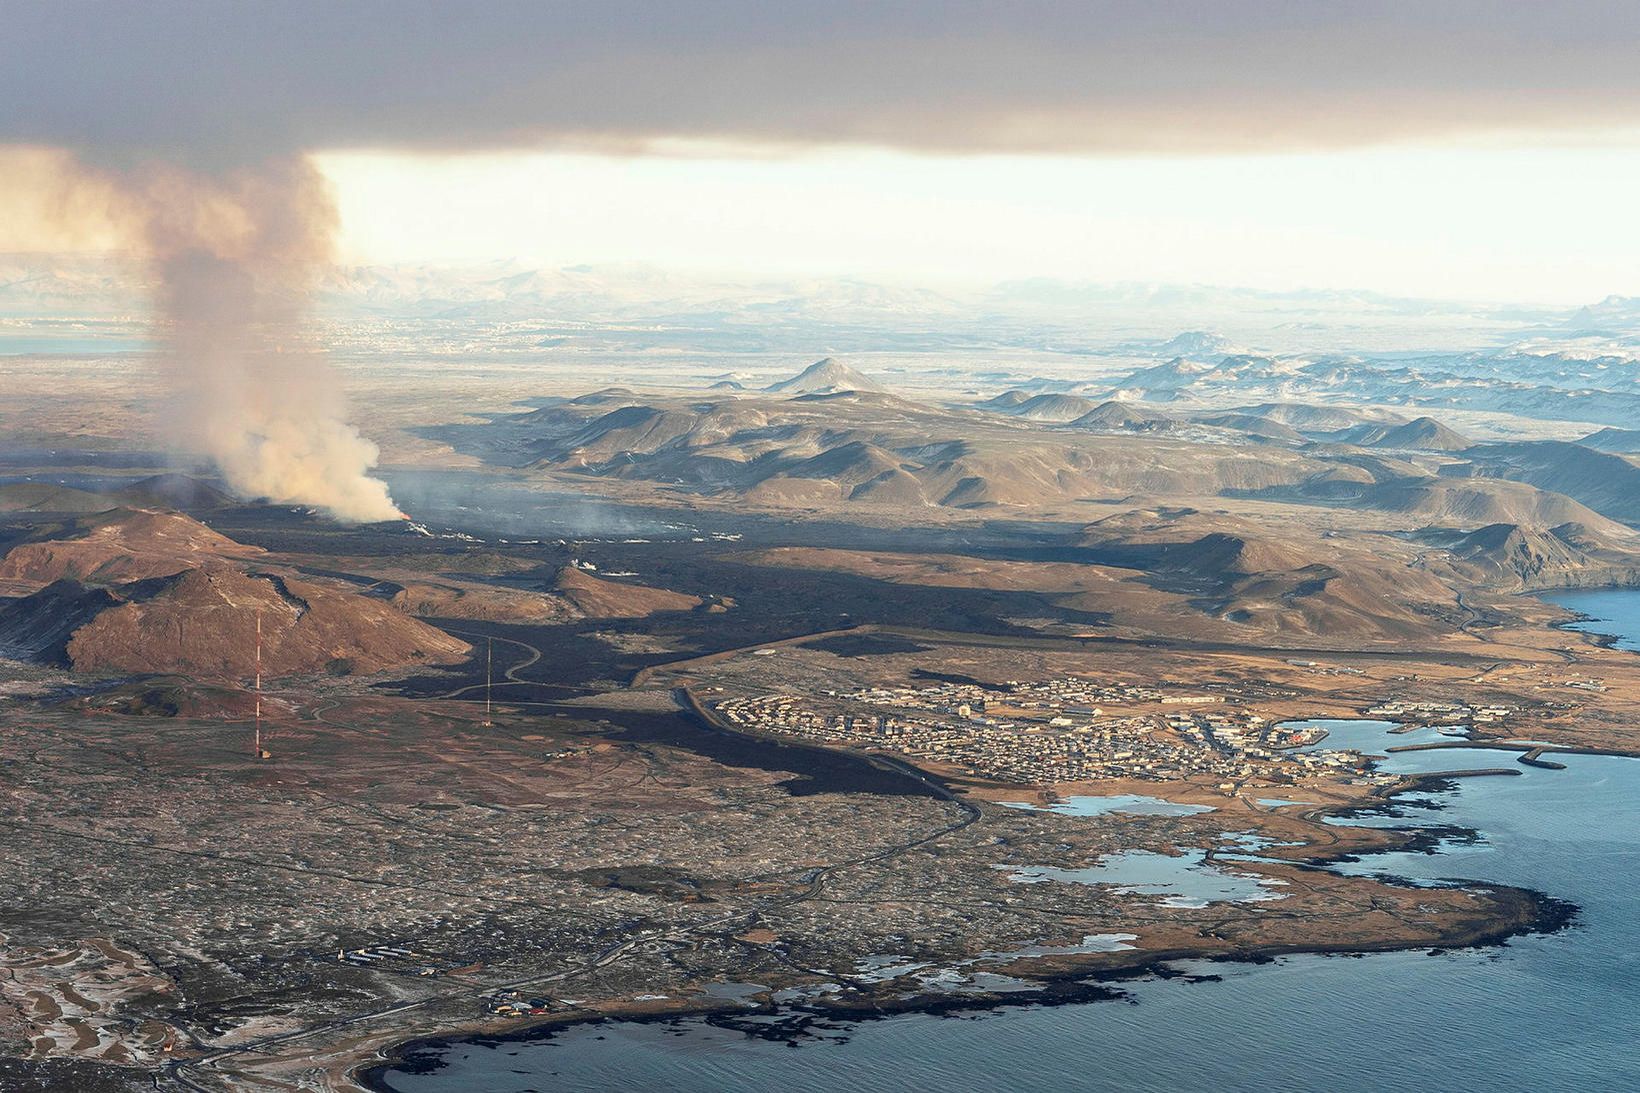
713, 675, 1375, 786
1364, 700, 1515, 725
486, 989, 560, 1017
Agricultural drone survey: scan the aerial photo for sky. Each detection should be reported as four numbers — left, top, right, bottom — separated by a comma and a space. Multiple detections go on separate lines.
320, 140, 1640, 305
6, 2, 1640, 305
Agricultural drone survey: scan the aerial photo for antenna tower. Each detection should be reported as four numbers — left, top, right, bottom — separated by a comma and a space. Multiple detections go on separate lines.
254, 610, 267, 760
483, 636, 493, 726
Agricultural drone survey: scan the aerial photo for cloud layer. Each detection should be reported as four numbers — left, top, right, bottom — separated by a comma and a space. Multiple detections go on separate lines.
8, 2, 1640, 159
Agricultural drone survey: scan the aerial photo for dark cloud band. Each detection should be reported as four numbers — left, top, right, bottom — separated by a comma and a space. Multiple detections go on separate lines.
7, 1, 1640, 159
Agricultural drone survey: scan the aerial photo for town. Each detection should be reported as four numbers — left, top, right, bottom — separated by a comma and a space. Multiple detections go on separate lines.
713, 675, 1406, 787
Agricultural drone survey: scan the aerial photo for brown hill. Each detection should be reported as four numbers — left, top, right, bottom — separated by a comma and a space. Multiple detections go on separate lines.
1319, 416, 1471, 451
569, 387, 640, 405
0, 482, 116, 514
1550, 520, 1639, 553
1231, 403, 1409, 432
388, 567, 701, 623
1086, 527, 1311, 578
551, 567, 702, 617
765, 358, 884, 395
492, 393, 1338, 514
787, 440, 908, 491
1077, 509, 1449, 641
60, 678, 274, 719
741, 476, 852, 506
36, 567, 471, 679
0, 508, 473, 678
1079, 510, 1307, 573
1441, 521, 1640, 591
557, 403, 773, 464
0, 578, 122, 662
1578, 427, 1640, 453
1010, 393, 1099, 422
1459, 441, 1640, 525
1190, 412, 1301, 441
113, 473, 237, 511
1073, 401, 1179, 431
1365, 416, 1472, 451
1204, 564, 1441, 640
742, 533, 1443, 645
389, 580, 578, 624
0, 508, 262, 585
1358, 477, 1620, 531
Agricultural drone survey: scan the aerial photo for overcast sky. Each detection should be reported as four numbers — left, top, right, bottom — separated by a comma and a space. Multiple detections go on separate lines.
6, 2, 1640, 303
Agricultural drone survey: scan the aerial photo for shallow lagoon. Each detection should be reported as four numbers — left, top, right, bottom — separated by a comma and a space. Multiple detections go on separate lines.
1000, 794, 1215, 818
1000, 849, 1286, 907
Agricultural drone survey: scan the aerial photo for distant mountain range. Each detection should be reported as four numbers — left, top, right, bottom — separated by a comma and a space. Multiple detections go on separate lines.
5, 254, 1636, 358
1078, 348, 1640, 429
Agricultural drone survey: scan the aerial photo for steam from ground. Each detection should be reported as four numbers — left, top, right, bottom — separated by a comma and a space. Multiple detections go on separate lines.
67, 153, 401, 522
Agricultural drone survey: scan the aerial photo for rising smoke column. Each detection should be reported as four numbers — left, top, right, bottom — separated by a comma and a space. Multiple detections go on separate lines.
116, 156, 401, 523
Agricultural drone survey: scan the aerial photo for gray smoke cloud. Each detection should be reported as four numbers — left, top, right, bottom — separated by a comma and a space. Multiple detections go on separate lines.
123, 158, 402, 522
6, 2, 1640, 157
10, 151, 403, 522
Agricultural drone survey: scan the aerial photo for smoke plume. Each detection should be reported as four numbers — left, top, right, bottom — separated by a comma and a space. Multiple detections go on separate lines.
94, 155, 401, 523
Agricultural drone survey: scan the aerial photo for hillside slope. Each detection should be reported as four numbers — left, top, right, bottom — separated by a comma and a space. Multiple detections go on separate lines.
765, 358, 884, 395
0, 509, 471, 678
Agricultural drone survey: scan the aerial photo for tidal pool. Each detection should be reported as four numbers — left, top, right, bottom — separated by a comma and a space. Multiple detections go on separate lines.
999, 850, 1286, 908
1000, 794, 1215, 817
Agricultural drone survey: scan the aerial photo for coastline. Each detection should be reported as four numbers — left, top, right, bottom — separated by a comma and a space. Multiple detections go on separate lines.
1539, 587, 1636, 652
349, 758, 1577, 1093
354, 883, 1570, 1093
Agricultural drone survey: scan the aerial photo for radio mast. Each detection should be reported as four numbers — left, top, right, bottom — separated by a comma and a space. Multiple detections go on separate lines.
483, 636, 493, 727
254, 609, 267, 760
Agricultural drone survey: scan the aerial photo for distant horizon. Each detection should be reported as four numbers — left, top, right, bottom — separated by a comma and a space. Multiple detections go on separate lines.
2, 246, 1634, 316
